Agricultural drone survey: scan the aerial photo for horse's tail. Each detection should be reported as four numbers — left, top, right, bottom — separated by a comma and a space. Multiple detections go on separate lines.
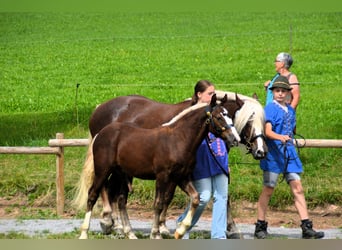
73, 133, 97, 210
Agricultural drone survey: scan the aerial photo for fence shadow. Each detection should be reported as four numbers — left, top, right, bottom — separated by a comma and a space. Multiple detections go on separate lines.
0, 108, 92, 145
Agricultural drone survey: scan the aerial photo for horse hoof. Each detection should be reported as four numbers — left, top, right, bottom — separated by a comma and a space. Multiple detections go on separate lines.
155, 234, 163, 239
127, 232, 138, 239
79, 232, 88, 239
100, 219, 114, 235
226, 231, 244, 239
174, 231, 182, 239
159, 225, 170, 235
112, 225, 123, 233
150, 233, 162, 239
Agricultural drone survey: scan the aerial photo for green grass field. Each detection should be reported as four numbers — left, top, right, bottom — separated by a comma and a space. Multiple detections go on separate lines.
0, 12, 341, 218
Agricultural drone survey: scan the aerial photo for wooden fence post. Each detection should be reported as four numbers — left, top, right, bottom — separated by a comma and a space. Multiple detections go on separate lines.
56, 133, 65, 215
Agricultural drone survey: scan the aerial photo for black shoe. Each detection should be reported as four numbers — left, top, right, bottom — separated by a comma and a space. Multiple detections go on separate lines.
254, 221, 268, 239
301, 220, 325, 239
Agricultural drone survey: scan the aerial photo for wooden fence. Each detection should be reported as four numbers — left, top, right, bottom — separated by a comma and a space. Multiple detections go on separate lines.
0, 133, 342, 215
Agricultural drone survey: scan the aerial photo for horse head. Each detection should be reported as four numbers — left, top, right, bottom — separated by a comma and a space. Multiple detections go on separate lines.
215, 90, 268, 160
235, 98, 268, 160
207, 94, 241, 148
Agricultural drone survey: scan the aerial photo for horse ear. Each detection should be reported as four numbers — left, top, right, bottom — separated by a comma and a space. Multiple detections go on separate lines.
235, 93, 244, 107
252, 92, 259, 101
210, 94, 217, 107
221, 94, 228, 104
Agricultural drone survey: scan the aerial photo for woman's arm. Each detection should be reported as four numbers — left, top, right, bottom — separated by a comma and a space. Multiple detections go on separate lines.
289, 74, 300, 109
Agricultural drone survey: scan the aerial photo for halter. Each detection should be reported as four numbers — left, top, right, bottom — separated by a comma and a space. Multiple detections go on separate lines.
239, 112, 265, 154
205, 106, 232, 135
244, 133, 266, 154
204, 106, 232, 180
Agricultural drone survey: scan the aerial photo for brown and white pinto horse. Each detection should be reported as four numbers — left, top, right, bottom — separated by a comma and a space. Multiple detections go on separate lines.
78, 94, 240, 239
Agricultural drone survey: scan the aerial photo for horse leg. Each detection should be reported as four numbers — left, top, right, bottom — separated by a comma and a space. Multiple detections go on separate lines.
110, 172, 136, 239
79, 183, 104, 239
79, 210, 92, 239
174, 180, 200, 239
117, 191, 137, 239
110, 199, 123, 232
99, 187, 114, 235
99, 174, 125, 235
150, 181, 166, 240
110, 174, 133, 234
226, 195, 244, 239
158, 182, 177, 235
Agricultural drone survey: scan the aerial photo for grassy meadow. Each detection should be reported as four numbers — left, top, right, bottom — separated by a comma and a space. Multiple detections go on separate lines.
0, 12, 341, 219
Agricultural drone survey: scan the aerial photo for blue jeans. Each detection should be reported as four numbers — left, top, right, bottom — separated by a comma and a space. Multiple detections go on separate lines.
263, 171, 301, 187
177, 174, 228, 239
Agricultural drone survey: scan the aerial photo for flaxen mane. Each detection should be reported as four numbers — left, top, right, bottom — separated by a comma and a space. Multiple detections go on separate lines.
162, 102, 207, 126
215, 90, 265, 134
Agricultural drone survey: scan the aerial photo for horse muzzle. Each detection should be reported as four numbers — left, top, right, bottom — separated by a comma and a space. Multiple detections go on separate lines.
223, 131, 240, 148
252, 149, 267, 160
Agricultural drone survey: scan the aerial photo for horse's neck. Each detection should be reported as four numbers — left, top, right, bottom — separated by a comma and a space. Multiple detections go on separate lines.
172, 101, 191, 115
172, 108, 209, 153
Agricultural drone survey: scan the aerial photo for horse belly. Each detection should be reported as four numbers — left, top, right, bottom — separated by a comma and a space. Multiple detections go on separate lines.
116, 139, 158, 180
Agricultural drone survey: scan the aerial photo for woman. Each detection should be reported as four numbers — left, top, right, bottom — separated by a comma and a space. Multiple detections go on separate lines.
176, 80, 229, 239
264, 52, 300, 110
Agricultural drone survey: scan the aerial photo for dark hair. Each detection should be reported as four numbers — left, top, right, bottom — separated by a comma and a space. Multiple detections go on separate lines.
191, 80, 214, 105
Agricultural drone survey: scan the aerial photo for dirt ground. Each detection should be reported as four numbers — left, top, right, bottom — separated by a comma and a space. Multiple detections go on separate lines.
125, 200, 342, 229
0, 196, 341, 230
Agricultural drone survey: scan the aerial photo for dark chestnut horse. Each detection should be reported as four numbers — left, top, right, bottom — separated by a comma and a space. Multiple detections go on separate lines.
74, 91, 267, 239
78, 94, 240, 239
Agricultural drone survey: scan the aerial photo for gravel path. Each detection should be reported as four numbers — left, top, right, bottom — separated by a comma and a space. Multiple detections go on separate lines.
0, 219, 341, 239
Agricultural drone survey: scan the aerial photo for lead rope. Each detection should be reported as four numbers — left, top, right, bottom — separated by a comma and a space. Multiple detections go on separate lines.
279, 133, 306, 183
293, 133, 305, 157
279, 142, 289, 183
205, 135, 230, 184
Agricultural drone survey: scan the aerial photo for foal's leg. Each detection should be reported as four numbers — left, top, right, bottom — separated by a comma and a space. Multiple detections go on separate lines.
174, 180, 200, 239
158, 183, 177, 235
150, 179, 171, 239
117, 191, 138, 239
112, 173, 137, 239
111, 174, 133, 234
79, 182, 105, 239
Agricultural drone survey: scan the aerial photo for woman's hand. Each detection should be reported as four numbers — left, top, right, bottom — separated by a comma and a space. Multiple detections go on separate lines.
264, 80, 271, 90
